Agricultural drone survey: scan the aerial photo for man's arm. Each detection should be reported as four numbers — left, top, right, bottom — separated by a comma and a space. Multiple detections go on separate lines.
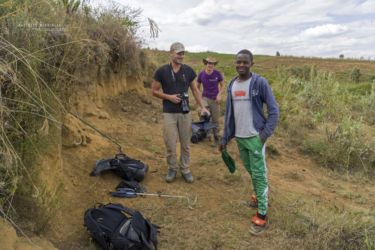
190, 79, 210, 115
151, 80, 181, 104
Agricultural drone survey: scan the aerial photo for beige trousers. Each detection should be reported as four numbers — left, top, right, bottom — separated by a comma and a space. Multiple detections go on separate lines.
163, 113, 191, 174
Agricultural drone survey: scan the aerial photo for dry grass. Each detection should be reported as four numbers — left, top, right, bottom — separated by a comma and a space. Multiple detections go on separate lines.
0, 0, 155, 235
1, 1, 375, 249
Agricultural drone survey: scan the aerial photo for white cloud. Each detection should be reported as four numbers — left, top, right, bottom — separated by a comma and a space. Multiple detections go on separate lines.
110, 0, 375, 58
301, 24, 349, 38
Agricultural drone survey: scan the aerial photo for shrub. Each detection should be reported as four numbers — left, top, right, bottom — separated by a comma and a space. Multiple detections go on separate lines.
299, 71, 349, 122
289, 65, 317, 81
358, 84, 375, 125
273, 68, 375, 174
323, 118, 375, 172
0, 0, 155, 209
350, 67, 361, 83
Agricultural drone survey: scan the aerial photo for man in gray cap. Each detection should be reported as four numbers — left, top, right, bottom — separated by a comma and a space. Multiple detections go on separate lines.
152, 42, 209, 183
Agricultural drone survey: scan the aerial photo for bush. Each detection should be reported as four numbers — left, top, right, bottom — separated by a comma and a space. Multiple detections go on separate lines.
273, 68, 375, 174
301, 118, 375, 174
299, 71, 350, 122
358, 84, 375, 125
289, 65, 317, 81
0, 0, 155, 209
350, 67, 361, 83
324, 118, 375, 172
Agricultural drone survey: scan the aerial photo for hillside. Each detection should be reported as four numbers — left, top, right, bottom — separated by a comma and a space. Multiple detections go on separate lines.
2, 51, 374, 248
40, 84, 375, 249
151, 50, 375, 84
2, 0, 375, 248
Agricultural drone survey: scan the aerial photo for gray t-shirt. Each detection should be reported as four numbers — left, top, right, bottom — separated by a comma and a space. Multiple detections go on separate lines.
231, 78, 258, 138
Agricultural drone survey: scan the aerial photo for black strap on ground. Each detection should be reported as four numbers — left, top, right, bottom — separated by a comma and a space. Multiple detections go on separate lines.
68, 111, 123, 153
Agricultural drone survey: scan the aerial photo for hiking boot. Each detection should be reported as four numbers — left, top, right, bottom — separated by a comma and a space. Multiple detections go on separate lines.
181, 171, 194, 183
246, 194, 258, 208
250, 213, 268, 236
165, 169, 177, 183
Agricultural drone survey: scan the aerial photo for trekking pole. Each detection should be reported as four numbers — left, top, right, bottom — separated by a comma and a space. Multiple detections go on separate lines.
110, 188, 197, 209
68, 112, 123, 153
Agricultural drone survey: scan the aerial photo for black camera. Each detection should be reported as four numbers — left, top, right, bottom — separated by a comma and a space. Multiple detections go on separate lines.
179, 92, 189, 113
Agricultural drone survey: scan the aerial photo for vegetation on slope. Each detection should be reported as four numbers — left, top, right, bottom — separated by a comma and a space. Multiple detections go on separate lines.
0, 0, 155, 216
0, 1, 374, 248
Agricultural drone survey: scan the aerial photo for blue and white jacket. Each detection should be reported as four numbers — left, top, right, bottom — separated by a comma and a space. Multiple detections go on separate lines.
221, 73, 280, 145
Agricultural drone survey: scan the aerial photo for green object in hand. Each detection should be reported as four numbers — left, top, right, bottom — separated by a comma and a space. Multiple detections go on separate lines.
221, 149, 236, 173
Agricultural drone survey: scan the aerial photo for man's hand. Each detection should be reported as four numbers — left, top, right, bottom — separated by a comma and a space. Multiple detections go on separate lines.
168, 94, 182, 104
200, 107, 210, 116
218, 143, 226, 152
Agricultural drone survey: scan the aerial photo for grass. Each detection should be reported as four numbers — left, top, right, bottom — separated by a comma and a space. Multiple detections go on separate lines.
149, 52, 375, 176
149, 49, 375, 84
146, 50, 375, 248
270, 190, 375, 249
0, 0, 156, 233
1, 1, 375, 249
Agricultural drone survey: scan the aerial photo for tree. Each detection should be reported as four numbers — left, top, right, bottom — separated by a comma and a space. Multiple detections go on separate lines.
339, 54, 344, 59
276, 51, 280, 57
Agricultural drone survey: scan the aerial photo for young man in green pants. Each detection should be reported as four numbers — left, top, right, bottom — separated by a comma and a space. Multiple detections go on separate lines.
219, 49, 279, 235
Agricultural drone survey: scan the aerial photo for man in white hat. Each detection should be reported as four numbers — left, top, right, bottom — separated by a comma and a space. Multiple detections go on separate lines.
152, 42, 209, 183
197, 56, 224, 146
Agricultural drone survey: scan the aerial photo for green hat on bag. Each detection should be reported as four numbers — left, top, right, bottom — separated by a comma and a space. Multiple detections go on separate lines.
221, 149, 236, 173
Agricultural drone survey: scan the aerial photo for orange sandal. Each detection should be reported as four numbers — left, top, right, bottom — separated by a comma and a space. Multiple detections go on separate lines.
250, 213, 268, 236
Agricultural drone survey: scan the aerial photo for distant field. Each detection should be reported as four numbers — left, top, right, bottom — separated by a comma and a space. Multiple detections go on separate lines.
149, 50, 375, 84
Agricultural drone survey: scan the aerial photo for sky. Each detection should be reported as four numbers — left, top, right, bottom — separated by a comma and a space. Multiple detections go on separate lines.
103, 0, 375, 58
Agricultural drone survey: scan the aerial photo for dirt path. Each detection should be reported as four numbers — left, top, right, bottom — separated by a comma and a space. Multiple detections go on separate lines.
44, 91, 375, 249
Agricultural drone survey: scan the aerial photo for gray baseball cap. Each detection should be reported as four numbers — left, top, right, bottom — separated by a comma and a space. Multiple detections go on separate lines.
170, 42, 185, 53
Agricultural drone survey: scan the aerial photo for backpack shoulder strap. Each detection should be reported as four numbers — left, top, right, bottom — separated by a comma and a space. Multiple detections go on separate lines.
84, 206, 113, 250
104, 203, 136, 217
130, 211, 159, 249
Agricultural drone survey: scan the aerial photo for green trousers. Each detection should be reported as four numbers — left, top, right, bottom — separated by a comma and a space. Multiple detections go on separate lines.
236, 136, 268, 215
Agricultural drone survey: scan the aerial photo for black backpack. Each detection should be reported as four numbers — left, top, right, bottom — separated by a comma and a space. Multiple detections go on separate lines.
84, 203, 158, 250
91, 154, 148, 182
191, 114, 216, 144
